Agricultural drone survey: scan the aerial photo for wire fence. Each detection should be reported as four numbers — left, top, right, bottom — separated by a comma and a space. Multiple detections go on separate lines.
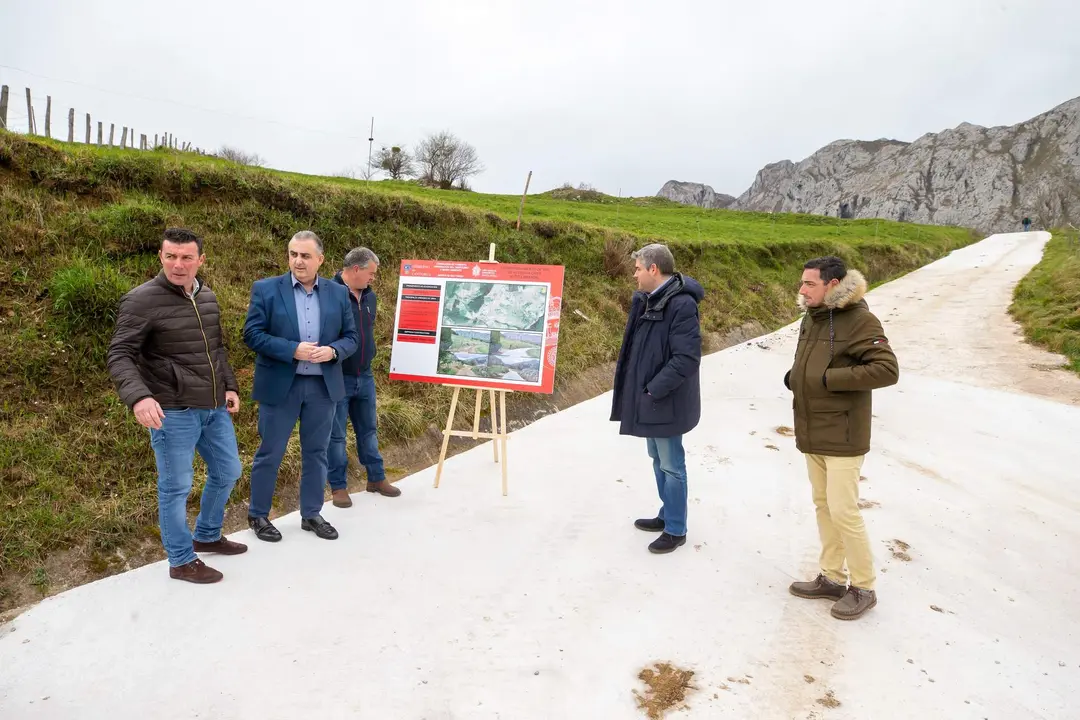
0, 83, 205, 153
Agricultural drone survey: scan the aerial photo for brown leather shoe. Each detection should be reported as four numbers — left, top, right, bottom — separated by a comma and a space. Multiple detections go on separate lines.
331, 488, 353, 508
169, 558, 223, 584
831, 586, 877, 620
789, 573, 847, 600
366, 480, 401, 497
193, 537, 248, 555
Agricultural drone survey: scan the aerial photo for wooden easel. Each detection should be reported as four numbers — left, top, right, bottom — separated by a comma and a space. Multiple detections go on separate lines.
432, 243, 512, 495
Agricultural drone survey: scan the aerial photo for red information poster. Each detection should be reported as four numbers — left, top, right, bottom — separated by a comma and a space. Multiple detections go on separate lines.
388, 259, 565, 394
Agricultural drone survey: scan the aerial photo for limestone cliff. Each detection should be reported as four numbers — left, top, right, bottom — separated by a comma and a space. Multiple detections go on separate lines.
731, 96, 1080, 232
657, 180, 736, 209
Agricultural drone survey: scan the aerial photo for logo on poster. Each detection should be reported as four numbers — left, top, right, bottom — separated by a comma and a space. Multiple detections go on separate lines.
472, 264, 481, 277
546, 346, 557, 366
403, 264, 412, 274
548, 296, 561, 318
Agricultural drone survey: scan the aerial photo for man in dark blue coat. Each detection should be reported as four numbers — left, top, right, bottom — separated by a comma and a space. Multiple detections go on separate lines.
243, 230, 358, 543
326, 246, 400, 508
610, 243, 704, 554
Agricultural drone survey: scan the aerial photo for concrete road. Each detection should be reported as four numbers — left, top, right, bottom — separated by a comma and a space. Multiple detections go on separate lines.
2, 232, 1077, 719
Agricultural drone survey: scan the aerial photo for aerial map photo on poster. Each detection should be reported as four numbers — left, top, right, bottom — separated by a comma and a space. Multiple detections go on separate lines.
388, 259, 565, 394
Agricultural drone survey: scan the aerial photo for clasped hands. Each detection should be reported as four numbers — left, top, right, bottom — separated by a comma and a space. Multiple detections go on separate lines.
294, 342, 335, 363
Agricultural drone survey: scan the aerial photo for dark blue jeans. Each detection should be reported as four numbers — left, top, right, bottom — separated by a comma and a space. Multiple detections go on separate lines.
249, 375, 334, 520
149, 406, 242, 567
647, 435, 688, 536
327, 371, 385, 490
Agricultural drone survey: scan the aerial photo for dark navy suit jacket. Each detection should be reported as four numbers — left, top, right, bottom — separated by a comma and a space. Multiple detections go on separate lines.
242, 273, 359, 405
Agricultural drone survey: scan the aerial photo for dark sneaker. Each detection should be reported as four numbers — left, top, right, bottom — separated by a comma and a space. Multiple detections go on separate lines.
634, 517, 665, 532
193, 537, 248, 555
648, 532, 686, 554
301, 514, 339, 540
831, 586, 877, 620
169, 558, 223, 584
789, 573, 847, 600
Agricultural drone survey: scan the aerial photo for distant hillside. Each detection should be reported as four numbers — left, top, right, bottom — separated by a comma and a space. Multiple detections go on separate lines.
658, 95, 1080, 232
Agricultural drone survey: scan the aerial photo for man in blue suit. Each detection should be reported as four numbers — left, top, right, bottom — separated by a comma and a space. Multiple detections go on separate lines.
243, 230, 359, 542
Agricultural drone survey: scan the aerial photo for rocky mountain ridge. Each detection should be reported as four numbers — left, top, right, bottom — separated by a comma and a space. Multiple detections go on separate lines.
656, 180, 736, 209
657, 95, 1080, 232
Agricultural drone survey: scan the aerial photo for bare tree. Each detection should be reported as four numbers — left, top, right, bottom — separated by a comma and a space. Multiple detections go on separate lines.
217, 145, 265, 167
375, 145, 416, 180
415, 131, 484, 189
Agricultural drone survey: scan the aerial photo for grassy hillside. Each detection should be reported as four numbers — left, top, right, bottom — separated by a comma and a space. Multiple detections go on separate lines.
303, 175, 956, 247
1010, 229, 1080, 373
0, 132, 977, 609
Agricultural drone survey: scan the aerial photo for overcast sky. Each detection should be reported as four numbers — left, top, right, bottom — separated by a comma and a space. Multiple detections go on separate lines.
2, 0, 1077, 197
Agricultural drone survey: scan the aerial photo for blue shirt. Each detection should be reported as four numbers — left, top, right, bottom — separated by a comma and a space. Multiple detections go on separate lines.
292, 273, 322, 375
649, 275, 673, 297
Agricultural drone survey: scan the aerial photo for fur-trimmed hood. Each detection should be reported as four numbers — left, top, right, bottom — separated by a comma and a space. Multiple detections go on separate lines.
798, 269, 868, 312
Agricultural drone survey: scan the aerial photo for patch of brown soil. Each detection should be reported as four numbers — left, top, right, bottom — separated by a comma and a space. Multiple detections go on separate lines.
857, 500, 881, 509
774, 425, 794, 436
886, 539, 913, 562
816, 690, 842, 708
633, 662, 696, 719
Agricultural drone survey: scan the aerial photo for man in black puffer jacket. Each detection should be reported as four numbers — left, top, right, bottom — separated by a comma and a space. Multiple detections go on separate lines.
107, 228, 246, 585
610, 243, 704, 554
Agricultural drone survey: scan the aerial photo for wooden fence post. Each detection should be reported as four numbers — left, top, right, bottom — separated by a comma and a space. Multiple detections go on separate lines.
98, 121, 103, 145
25, 88, 33, 134
0, 85, 9, 130
120, 127, 127, 148
516, 170, 533, 230
85, 113, 91, 143
109, 123, 115, 146
68, 109, 75, 142
44, 96, 52, 138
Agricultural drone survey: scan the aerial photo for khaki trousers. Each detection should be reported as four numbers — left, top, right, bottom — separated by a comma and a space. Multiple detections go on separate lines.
805, 453, 876, 590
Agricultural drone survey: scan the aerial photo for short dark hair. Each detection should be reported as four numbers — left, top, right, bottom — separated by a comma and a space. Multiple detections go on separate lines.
803, 255, 846, 284
162, 227, 204, 255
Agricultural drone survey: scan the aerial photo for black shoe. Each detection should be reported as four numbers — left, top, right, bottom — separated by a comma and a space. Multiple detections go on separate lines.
648, 532, 686, 554
301, 515, 339, 540
248, 516, 282, 543
634, 517, 665, 532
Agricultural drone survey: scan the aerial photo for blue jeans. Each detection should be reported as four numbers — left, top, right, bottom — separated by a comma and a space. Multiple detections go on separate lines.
647, 435, 688, 536
249, 375, 334, 520
149, 406, 243, 567
327, 371, 385, 490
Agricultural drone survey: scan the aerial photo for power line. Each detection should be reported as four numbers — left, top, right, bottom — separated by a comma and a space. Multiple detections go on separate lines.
0, 63, 367, 141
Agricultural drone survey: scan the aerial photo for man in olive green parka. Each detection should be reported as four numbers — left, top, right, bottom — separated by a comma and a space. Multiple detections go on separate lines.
784, 255, 899, 620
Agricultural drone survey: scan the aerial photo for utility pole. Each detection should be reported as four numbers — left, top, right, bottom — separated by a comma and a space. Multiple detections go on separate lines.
366, 116, 374, 180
